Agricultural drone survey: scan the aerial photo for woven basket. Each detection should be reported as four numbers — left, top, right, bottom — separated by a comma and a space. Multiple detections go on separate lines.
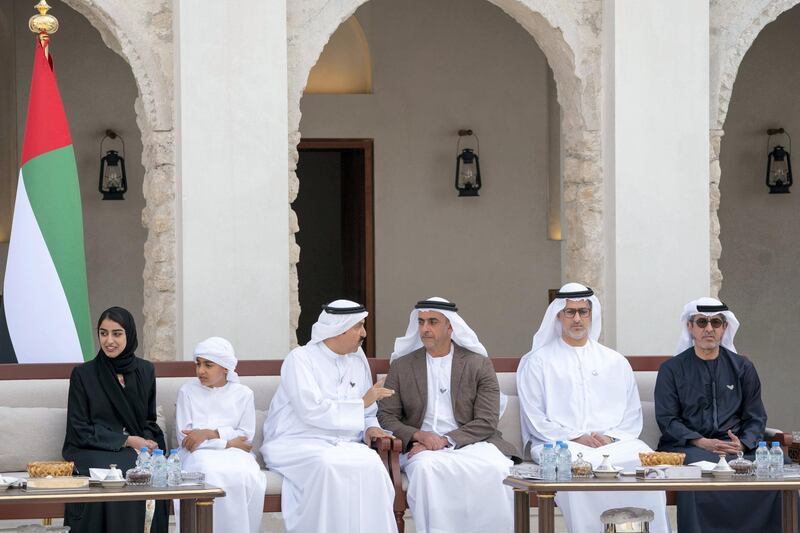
638, 452, 686, 466
27, 461, 75, 478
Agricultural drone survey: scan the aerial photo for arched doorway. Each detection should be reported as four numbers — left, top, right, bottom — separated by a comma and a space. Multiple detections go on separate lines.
709, 0, 800, 295
715, 2, 800, 430
287, 0, 603, 354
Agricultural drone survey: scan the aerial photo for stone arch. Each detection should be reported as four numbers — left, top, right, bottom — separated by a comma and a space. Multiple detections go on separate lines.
709, 0, 800, 295
286, 0, 603, 343
56, 0, 176, 359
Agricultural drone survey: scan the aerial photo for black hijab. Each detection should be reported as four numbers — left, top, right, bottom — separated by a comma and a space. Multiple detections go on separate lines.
94, 307, 147, 438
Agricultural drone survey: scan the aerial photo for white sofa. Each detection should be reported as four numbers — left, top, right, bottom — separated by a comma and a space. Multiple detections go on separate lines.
3, 358, 787, 532
0, 361, 662, 491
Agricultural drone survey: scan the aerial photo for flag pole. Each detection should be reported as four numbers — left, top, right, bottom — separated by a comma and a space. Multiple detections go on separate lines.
28, 0, 59, 59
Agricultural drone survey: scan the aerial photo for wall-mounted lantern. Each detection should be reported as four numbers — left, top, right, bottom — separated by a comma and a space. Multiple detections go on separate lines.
766, 128, 792, 194
99, 129, 127, 200
455, 129, 481, 197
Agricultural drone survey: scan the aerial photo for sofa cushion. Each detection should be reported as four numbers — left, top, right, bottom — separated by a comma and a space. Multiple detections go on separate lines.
265, 468, 283, 495
497, 372, 518, 395
635, 372, 658, 403
498, 395, 523, 457
0, 405, 167, 474
253, 409, 268, 468
0, 406, 67, 472
0, 380, 70, 408
639, 401, 660, 450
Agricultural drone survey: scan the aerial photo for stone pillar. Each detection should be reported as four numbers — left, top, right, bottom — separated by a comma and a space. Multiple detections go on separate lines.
563, 129, 603, 293
139, 120, 177, 361
173, 1, 289, 359
709, 129, 724, 297
603, 0, 710, 354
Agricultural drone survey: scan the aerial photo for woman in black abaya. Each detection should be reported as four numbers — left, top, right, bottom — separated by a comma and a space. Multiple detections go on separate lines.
62, 306, 168, 533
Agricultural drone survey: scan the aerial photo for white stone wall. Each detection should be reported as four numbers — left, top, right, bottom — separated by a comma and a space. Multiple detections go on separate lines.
173, 0, 290, 359
603, 0, 711, 355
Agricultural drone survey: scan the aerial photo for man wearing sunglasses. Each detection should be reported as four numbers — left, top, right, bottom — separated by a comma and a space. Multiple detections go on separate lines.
655, 297, 781, 533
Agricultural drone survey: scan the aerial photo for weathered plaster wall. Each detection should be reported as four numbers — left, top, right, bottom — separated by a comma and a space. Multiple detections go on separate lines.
0, 4, 17, 249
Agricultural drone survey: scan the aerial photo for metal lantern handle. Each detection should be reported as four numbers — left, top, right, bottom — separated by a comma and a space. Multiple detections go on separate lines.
457, 129, 480, 155
100, 129, 125, 157
767, 128, 791, 154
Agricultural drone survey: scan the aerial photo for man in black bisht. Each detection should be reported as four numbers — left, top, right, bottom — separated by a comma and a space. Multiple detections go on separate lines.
655, 297, 787, 533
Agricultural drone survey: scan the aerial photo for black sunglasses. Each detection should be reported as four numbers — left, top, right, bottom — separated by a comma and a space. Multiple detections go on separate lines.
692, 317, 726, 329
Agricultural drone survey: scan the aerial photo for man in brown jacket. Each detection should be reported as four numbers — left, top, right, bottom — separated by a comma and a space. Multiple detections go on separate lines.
378, 297, 518, 533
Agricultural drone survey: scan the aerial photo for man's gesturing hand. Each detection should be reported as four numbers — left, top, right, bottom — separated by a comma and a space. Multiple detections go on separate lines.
363, 379, 395, 407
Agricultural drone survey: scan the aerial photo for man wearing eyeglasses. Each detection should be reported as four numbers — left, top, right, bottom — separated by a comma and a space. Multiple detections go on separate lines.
518, 283, 670, 533
655, 297, 780, 533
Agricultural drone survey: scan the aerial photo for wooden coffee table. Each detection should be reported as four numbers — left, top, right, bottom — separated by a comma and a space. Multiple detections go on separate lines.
504, 475, 800, 533
0, 483, 225, 533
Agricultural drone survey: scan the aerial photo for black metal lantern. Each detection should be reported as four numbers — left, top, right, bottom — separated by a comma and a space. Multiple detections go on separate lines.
455, 129, 481, 197
766, 128, 792, 194
99, 130, 127, 200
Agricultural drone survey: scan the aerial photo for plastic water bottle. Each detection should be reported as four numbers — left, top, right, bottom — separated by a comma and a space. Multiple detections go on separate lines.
755, 441, 770, 479
151, 449, 167, 487
167, 449, 182, 486
540, 443, 557, 481
556, 442, 572, 480
136, 447, 151, 472
770, 441, 785, 478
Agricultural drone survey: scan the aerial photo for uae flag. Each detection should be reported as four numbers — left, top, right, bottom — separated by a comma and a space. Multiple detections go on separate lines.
1, 39, 93, 363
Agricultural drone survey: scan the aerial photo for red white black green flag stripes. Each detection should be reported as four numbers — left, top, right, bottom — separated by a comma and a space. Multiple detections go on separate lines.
3, 38, 93, 363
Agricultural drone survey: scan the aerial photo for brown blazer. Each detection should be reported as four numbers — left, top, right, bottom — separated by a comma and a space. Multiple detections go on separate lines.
377, 343, 520, 462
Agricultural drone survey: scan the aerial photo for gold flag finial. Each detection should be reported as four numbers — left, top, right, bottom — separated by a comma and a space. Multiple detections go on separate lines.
29, 1, 59, 50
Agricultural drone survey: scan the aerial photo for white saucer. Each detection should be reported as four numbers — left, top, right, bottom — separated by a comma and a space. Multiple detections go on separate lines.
711, 469, 734, 479
593, 467, 624, 479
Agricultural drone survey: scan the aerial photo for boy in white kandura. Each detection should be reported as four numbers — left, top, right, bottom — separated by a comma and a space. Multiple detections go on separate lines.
175, 337, 266, 533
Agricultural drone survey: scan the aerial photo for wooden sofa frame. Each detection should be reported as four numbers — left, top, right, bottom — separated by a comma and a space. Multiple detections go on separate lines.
0, 356, 791, 532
